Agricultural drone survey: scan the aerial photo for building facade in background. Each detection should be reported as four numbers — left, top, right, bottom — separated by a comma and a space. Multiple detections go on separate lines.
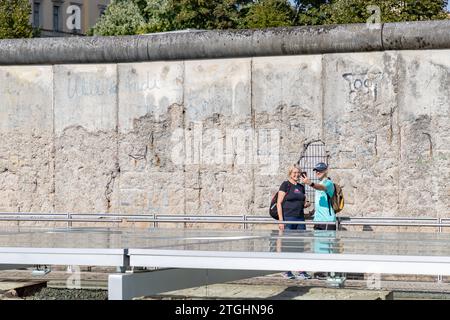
30, 0, 110, 37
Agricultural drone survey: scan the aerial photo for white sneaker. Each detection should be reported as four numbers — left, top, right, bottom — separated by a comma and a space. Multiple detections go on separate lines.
296, 272, 312, 280
326, 274, 346, 287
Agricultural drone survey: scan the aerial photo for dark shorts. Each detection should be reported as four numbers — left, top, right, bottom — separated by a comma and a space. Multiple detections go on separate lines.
284, 216, 306, 231
313, 224, 336, 231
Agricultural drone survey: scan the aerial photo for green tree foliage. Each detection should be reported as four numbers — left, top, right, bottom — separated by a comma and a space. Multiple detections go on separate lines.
90, 0, 449, 36
139, 0, 253, 33
0, 0, 33, 39
173, 0, 241, 30
138, 0, 175, 32
90, 0, 145, 36
242, 0, 295, 28
292, 0, 330, 26
316, 0, 449, 25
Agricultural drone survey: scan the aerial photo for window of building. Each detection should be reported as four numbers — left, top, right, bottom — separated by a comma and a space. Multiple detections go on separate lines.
33, 2, 40, 28
53, 5, 61, 31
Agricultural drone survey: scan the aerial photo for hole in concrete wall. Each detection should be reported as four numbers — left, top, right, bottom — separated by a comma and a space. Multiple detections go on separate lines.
297, 140, 329, 204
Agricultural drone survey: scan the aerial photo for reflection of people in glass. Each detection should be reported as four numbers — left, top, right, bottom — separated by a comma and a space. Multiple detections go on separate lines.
313, 230, 336, 254
274, 229, 309, 253
313, 229, 346, 285
276, 164, 311, 279
269, 228, 310, 280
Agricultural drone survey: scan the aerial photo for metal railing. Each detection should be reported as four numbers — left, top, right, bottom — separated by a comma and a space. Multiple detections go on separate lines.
0, 212, 449, 229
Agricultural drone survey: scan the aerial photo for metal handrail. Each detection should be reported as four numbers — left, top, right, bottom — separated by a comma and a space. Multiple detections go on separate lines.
339, 217, 438, 221
125, 218, 336, 225
339, 222, 450, 227
0, 212, 449, 227
0, 212, 445, 220
0, 217, 122, 223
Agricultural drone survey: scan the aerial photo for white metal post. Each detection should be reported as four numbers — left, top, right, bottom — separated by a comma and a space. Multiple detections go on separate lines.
108, 268, 271, 300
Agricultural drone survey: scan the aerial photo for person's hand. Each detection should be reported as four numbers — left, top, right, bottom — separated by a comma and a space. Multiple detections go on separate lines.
300, 175, 311, 185
279, 223, 284, 231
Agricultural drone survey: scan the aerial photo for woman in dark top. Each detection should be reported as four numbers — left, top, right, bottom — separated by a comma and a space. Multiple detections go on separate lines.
276, 164, 312, 280
276, 165, 310, 231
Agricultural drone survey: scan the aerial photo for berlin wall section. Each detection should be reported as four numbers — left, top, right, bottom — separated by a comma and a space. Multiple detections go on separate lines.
53, 65, 120, 214
397, 51, 450, 218
117, 61, 184, 217
323, 50, 450, 218
0, 49, 449, 219
0, 66, 54, 216
251, 55, 323, 216
323, 52, 401, 217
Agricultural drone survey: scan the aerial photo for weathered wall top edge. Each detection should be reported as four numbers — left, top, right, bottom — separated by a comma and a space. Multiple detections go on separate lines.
0, 20, 449, 65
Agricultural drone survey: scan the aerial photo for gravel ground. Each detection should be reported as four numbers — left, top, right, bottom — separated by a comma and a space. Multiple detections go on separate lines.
1, 269, 449, 300
25, 288, 108, 300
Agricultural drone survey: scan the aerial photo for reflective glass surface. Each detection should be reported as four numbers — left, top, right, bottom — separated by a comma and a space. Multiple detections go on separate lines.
0, 227, 450, 257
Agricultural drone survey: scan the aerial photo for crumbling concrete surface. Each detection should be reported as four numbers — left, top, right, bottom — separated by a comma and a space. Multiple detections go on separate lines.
0, 49, 449, 219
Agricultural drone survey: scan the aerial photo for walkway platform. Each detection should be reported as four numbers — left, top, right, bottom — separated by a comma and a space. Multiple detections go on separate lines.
0, 227, 449, 299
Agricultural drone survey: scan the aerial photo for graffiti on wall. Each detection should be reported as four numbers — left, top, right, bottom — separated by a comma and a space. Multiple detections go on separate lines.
343, 67, 383, 104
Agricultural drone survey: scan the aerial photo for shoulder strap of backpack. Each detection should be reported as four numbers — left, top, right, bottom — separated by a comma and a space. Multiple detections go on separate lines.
276, 181, 292, 220
287, 181, 292, 193
326, 193, 331, 215
326, 179, 333, 216
283, 181, 292, 202
281, 181, 292, 206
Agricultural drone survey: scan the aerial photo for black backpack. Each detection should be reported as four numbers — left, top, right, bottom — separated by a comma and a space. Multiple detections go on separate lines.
269, 182, 291, 220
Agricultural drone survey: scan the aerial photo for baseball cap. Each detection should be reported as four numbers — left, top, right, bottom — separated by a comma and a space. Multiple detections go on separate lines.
313, 162, 328, 172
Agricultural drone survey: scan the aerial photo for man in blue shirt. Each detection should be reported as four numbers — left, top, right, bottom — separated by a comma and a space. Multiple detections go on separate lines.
300, 162, 336, 230
301, 162, 345, 285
